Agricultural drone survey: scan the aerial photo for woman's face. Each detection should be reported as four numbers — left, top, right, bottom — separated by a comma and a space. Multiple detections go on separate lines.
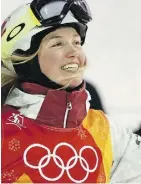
38, 27, 86, 88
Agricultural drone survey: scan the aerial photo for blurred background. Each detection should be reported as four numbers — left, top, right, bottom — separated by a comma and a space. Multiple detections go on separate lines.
1, 0, 141, 131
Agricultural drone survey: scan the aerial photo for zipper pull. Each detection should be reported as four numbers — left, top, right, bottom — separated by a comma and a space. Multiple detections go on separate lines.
63, 102, 72, 128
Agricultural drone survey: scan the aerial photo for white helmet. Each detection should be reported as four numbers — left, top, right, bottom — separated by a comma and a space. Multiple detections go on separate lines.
1, 0, 92, 63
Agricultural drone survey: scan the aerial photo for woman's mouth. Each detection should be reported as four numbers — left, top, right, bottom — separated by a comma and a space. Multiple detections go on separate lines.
61, 63, 79, 73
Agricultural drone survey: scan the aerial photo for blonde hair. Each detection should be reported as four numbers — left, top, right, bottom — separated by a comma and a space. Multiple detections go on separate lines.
2, 48, 87, 94
1, 50, 39, 87
2, 52, 86, 90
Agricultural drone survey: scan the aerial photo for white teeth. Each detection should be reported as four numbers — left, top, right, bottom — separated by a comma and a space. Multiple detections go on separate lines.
61, 64, 79, 72
63, 63, 78, 69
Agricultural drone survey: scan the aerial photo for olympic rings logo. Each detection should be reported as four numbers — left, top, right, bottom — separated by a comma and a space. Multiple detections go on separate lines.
23, 142, 99, 183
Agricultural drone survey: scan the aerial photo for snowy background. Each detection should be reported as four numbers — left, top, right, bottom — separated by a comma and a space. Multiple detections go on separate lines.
1, 0, 141, 131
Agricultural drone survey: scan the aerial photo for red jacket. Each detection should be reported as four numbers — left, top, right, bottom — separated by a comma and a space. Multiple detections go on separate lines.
1, 83, 113, 183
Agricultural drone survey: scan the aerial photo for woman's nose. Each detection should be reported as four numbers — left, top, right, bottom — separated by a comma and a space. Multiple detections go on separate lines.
65, 45, 79, 58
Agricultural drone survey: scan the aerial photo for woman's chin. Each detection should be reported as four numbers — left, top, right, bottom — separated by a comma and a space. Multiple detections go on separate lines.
68, 79, 83, 88
55, 78, 83, 89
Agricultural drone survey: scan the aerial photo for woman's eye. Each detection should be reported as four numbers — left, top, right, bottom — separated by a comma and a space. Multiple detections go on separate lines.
51, 42, 63, 47
74, 40, 82, 45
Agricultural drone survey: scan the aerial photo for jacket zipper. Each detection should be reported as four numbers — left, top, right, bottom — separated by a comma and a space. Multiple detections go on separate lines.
63, 102, 72, 128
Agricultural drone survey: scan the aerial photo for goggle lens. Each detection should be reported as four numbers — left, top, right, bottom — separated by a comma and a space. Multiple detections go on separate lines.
31, 0, 92, 25
40, 1, 66, 19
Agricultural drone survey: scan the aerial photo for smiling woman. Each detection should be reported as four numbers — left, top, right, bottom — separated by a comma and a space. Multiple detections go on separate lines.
1, 0, 141, 183
38, 27, 86, 88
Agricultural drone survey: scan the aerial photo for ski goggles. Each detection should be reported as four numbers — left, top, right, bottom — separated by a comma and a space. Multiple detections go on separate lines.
30, 0, 92, 26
